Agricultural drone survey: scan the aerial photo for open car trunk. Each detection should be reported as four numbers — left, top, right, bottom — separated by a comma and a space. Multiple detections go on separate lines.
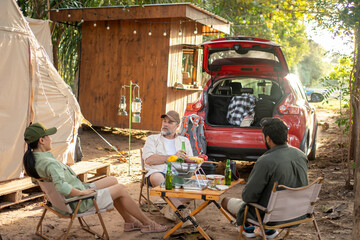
205, 77, 284, 128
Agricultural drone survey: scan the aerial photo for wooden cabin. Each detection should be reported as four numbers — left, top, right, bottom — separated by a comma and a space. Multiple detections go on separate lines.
50, 3, 230, 131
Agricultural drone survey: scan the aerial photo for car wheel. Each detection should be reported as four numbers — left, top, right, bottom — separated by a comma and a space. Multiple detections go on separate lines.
308, 129, 317, 161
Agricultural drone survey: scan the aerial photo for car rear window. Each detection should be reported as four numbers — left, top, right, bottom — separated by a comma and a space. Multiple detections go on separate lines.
211, 78, 277, 98
208, 48, 280, 66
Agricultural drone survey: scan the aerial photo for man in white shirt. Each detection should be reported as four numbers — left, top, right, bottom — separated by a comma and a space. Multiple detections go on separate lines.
142, 110, 193, 187
142, 110, 193, 221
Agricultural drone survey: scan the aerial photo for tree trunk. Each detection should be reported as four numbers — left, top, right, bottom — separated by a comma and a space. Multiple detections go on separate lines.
352, 23, 360, 240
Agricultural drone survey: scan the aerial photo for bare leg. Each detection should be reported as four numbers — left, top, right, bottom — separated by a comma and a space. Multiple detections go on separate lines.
149, 173, 189, 208
93, 176, 118, 189
221, 197, 243, 218
148, 172, 164, 187
108, 184, 158, 226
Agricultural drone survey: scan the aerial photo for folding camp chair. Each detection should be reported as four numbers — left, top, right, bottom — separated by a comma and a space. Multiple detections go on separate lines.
239, 176, 323, 240
36, 178, 113, 240
138, 149, 161, 213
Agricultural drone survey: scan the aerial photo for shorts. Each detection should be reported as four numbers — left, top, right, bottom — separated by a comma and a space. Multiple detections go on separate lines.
226, 198, 244, 217
82, 182, 114, 214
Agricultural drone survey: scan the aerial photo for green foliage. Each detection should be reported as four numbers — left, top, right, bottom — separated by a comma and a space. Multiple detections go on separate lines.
321, 56, 353, 133
296, 40, 331, 87
18, 0, 355, 94
203, 0, 318, 70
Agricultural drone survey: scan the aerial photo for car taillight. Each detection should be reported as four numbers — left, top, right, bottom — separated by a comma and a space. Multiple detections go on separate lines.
186, 96, 203, 112
278, 93, 300, 114
186, 102, 203, 111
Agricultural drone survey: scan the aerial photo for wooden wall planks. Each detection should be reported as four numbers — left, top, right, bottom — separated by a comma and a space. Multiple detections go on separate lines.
79, 20, 170, 131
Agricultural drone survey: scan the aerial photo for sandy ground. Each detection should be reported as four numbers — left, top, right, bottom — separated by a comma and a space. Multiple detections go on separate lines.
0, 108, 354, 239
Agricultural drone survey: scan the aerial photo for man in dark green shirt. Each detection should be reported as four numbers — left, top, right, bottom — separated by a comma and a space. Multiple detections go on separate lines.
221, 118, 308, 239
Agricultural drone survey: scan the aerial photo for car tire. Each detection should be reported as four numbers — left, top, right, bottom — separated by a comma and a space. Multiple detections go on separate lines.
308, 129, 317, 161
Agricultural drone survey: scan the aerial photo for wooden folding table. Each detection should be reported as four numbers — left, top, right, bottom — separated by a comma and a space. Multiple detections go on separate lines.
150, 179, 244, 240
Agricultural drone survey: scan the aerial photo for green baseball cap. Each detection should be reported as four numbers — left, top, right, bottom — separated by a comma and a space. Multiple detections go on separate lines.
24, 122, 57, 144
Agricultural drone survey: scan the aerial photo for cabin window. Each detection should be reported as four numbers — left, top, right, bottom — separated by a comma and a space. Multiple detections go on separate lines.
181, 46, 201, 86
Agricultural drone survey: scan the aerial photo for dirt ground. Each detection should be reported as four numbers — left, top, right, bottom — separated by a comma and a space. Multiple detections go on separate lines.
0, 108, 354, 239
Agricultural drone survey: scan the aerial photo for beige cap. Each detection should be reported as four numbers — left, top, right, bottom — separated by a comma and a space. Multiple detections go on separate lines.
161, 110, 180, 124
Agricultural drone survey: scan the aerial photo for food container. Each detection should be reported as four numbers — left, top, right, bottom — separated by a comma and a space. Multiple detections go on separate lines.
182, 178, 210, 191
171, 162, 202, 178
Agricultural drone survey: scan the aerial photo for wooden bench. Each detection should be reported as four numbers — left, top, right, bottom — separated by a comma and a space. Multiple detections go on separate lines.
0, 161, 110, 209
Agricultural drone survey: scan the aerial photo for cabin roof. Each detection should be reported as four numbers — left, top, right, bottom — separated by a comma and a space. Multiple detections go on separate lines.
50, 3, 231, 34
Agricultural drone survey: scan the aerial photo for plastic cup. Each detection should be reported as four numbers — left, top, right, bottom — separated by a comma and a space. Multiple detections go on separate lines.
214, 176, 222, 185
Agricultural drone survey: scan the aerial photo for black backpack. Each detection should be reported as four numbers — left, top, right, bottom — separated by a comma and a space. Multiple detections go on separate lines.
253, 96, 276, 126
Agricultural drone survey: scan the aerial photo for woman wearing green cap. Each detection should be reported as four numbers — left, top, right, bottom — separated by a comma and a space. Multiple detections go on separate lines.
23, 122, 167, 233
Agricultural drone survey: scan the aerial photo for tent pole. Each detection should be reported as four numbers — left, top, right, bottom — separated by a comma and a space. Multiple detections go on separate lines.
128, 81, 132, 176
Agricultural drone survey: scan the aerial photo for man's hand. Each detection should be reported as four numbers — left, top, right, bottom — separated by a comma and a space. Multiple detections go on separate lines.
175, 150, 186, 159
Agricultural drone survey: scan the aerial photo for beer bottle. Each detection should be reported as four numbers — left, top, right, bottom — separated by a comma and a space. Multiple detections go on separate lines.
224, 159, 231, 185
165, 162, 173, 190
176, 141, 186, 163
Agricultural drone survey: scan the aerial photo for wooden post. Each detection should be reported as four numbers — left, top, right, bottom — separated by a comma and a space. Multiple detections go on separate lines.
47, 0, 50, 20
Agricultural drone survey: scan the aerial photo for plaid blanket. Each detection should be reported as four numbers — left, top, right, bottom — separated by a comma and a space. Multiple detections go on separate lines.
227, 94, 257, 126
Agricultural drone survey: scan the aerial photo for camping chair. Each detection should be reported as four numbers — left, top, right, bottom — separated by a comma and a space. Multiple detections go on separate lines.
138, 149, 160, 213
239, 176, 323, 240
36, 178, 113, 240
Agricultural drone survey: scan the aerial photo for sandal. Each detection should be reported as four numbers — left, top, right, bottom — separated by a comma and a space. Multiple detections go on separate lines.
124, 220, 142, 232
141, 222, 168, 233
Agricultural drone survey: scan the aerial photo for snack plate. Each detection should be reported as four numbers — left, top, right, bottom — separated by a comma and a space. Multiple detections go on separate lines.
206, 174, 225, 180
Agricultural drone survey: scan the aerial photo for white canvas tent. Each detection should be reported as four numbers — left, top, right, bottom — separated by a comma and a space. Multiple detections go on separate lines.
0, 0, 84, 182
25, 17, 54, 64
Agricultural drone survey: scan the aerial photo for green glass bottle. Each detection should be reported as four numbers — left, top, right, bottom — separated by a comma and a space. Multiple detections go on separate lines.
224, 159, 231, 185
176, 141, 186, 163
181, 141, 186, 152
165, 162, 173, 190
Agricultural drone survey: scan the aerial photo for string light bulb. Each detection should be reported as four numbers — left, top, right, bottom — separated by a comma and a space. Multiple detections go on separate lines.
133, 27, 137, 34
93, 21, 97, 27
194, 22, 198, 35
163, 23, 167, 36
242, 17, 246, 24
179, 21, 182, 36
81, 18, 84, 23
56, 9, 59, 12
106, 22, 110, 30
148, 23, 152, 36
68, 13, 71, 18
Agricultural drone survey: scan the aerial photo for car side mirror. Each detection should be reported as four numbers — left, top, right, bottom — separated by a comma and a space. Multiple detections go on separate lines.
308, 93, 324, 102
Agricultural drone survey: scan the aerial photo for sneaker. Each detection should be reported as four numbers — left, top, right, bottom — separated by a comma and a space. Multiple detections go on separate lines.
160, 205, 177, 222
241, 225, 256, 238
259, 229, 279, 239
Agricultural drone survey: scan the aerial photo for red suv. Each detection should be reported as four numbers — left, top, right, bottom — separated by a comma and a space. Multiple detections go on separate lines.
185, 36, 321, 161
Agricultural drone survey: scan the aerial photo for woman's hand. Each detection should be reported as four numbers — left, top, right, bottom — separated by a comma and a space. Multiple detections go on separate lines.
68, 187, 96, 197
80, 188, 96, 195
